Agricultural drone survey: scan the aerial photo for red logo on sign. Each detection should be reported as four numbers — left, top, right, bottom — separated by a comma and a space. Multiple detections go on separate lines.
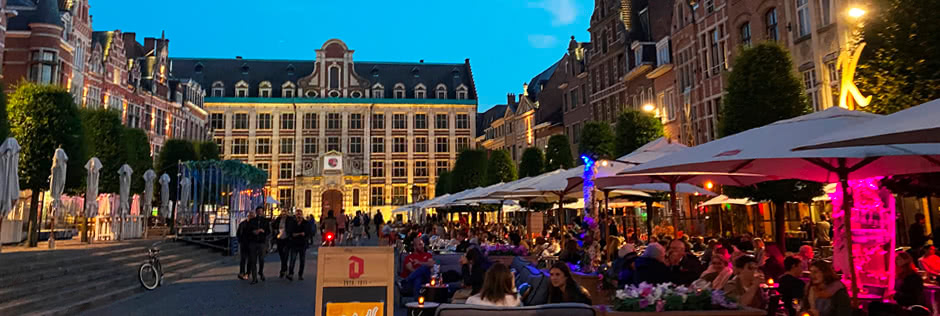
714, 149, 741, 157
328, 158, 339, 167
348, 256, 364, 279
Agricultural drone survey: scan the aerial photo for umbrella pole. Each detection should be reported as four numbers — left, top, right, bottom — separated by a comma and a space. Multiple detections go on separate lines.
839, 170, 859, 307
645, 199, 654, 240
670, 182, 679, 237
48, 203, 56, 249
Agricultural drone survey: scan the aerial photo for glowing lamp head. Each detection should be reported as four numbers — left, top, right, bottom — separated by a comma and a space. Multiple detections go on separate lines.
705, 181, 714, 190
767, 278, 774, 285
848, 7, 866, 19
802, 313, 811, 316
418, 296, 425, 305
600, 160, 609, 167
642, 103, 656, 112
325, 232, 334, 241
430, 279, 436, 286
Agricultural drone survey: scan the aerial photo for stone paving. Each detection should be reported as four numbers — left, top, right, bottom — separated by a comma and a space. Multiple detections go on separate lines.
79, 235, 404, 316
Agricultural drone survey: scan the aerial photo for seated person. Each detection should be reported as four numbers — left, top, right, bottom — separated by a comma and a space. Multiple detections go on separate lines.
919, 245, 940, 278
722, 255, 765, 309
803, 260, 851, 316
400, 239, 435, 295
797, 245, 814, 271
541, 234, 562, 257
461, 247, 487, 295
778, 256, 805, 316
558, 239, 582, 265
891, 251, 925, 307
667, 239, 704, 286
692, 249, 733, 290
465, 263, 522, 307
632, 243, 670, 285
547, 262, 592, 305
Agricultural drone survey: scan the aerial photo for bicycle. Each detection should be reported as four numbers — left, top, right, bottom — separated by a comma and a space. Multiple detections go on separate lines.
139, 240, 165, 290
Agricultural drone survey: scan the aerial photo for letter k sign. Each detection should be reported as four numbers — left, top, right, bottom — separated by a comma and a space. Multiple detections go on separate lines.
348, 256, 364, 279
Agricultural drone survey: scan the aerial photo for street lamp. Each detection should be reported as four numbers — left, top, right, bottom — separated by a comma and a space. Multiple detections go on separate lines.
642, 103, 656, 113
705, 181, 714, 190
847, 7, 866, 19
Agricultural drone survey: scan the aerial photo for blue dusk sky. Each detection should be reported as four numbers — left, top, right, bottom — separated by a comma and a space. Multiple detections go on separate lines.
90, 0, 593, 111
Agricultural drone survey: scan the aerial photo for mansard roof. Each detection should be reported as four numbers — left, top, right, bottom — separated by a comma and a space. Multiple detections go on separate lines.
8, 0, 69, 31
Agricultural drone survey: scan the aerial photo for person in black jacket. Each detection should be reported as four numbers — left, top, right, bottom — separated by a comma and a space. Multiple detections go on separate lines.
548, 262, 592, 305
633, 243, 671, 285
373, 210, 384, 239
237, 211, 255, 280
460, 247, 487, 295
666, 239, 704, 286
286, 209, 311, 281
893, 251, 926, 307
246, 207, 270, 284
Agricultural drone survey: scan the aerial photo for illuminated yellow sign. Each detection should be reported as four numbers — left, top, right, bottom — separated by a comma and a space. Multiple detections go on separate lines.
837, 43, 871, 110
326, 302, 383, 316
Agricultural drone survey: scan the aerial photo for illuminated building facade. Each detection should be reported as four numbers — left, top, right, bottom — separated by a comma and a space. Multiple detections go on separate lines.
171, 39, 478, 217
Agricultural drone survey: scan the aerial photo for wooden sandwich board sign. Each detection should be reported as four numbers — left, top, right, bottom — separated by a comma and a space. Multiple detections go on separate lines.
315, 246, 394, 316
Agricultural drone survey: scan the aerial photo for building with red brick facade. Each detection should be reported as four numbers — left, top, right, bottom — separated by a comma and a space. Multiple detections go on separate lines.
2, 0, 208, 157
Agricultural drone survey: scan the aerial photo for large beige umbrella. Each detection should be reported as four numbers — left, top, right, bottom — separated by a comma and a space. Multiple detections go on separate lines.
0, 138, 21, 253
795, 97, 940, 150
48, 148, 68, 249
83, 157, 103, 243
118, 164, 133, 241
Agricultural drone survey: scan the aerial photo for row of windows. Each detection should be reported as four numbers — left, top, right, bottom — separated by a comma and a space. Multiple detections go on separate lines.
277, 185, 432, 208
209, 112, 470, 131
211, 80, 470, 100
253, 159, 450, 182
221, 136, 471, 155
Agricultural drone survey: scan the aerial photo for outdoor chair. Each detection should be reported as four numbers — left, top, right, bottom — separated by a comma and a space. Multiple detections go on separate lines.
434, 303, 596, 316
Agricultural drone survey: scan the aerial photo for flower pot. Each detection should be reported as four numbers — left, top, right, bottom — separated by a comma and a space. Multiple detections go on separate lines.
599, 307, 767, 316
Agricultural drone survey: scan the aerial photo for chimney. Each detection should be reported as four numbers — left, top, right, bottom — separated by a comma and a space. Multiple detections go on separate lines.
419, 59, 424, 63
507, 93, 516, 105
123, 32, 137, 46
236, 56, 243, 60
144, 37, 156, 53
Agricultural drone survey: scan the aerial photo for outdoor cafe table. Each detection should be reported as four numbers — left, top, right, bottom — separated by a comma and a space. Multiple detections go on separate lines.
421, 283, 449, 303
405, 301, 439, 316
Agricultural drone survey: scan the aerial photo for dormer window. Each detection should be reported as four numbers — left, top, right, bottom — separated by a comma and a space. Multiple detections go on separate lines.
393, 83, 405, 99
212, 81, 224, 97
240, 63, 249, 74
371, 67, 380, 78
414, 84, 426, 99
412, 67, 420, 78
259, 81, 272, 98
286, 64, 295, 76
235, 80, 249, 97
282, 81, 296, 98
194, 63, 204, 73
452, 69, 460, 79
372, 83, 384, 98
435, 84, 447, 99
456, 84, 468, 100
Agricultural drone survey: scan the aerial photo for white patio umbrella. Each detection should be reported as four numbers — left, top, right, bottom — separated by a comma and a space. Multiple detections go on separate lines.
159, 174, 170, 218
82, 157, 103, 243
795, 98, 940, 150
48, 148, 68, 249
698, 195, 757, 207
0, 138, 21, 253
117, 164, 133, 241
612, 107, 940, 303
179, 177, 192, 224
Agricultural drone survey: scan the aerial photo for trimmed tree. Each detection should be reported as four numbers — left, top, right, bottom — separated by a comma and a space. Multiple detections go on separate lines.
8, 82, 85, 247
81, 108, 125, 194
435, 170, 452, 196
486, 149, 517, 185
123, 128, 153, 193
856, 0, 940, 115
578, 122, 615, 159
615, 110, 664, 157
719, 42, 822, 248
519, 147, 545, 178
545, 134, 574, 171
450, 149, 488, 192
195, 141, 220, 161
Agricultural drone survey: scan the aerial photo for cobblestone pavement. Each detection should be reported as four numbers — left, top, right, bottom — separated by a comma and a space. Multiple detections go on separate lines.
80, 235, 401, 316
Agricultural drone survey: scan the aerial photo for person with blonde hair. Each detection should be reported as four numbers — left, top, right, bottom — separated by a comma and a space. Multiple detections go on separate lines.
465, 263, 521, 307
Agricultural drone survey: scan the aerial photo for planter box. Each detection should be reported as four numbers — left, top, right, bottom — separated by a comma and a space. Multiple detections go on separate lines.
598, 307, 767, 316
489, 255, 515, 266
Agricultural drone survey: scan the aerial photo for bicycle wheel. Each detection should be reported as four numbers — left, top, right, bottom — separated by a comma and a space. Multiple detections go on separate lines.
139, 263, 159, 290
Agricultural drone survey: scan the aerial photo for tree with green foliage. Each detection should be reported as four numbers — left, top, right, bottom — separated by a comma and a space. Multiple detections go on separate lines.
122, 128, 153, 193
578, 122, 615, 159
615, 110, 664, 157
450, 149, 488, 192
719, 43, 822, 248
0, 87, 8, 141
81, 108, 125, 194
195, 141, 220, 161
435, 170, 452, 196
856, 0, 940, 115
545, 134, 574, 171
7, 82, 85, 247
486, 150, 517, 185
519, 147, 545, 178
155, 139, 197, 202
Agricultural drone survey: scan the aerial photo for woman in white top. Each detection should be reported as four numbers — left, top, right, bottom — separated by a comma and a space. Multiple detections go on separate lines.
465, 263, 522, 307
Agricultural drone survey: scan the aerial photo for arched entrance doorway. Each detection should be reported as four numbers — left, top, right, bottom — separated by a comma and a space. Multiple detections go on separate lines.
321, 190, 343, 216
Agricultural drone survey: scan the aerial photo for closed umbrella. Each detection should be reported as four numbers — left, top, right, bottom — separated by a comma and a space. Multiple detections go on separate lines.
178, 177, 191, 224
141, 169, 156, 238
48, 148, 68, 249
0, 138, 21, 253
117, 164, 133, 241
83, 157, 103, 243
159, 174, 170, 218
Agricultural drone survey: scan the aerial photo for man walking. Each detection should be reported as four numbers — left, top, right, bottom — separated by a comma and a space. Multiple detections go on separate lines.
321, 210, 338, 247
287, 209, 312, 281
273, 211, 292, 278
363, 212, 372, 239
373, 210, 384, 240
246, 207, 269, 284
237, 211, 255, 280
336, 209, 347, 245
306, 214, 317, 246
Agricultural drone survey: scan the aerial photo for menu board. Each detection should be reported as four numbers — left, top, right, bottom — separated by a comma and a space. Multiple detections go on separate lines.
315, 247, 395, 316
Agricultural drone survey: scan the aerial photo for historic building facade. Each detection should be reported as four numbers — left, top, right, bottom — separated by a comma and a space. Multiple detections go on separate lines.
172, 39, 478, 217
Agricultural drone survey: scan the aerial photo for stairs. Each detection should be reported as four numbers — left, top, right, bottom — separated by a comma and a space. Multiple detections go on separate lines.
0, 239, 229, 316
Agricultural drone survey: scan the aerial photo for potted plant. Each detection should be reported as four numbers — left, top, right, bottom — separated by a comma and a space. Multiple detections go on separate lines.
602, 282, 765, 316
